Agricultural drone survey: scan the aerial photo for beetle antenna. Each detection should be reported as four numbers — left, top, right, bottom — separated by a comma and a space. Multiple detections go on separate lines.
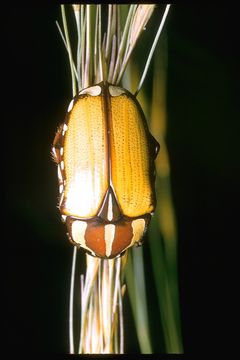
134, 4, 171, 97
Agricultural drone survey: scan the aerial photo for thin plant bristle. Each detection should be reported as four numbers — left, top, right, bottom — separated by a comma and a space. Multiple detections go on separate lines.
135, 4, 171, 96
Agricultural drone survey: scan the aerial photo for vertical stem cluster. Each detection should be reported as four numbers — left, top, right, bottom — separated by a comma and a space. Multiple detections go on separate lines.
60, 4, 158, 92
78, 254, 126, 353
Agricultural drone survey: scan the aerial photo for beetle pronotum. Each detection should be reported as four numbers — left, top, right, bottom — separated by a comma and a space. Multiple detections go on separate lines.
52, 81, 159, 258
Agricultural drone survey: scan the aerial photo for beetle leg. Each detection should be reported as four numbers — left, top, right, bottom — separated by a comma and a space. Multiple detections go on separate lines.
51, 123, 64, 164
149, 133, 160, 159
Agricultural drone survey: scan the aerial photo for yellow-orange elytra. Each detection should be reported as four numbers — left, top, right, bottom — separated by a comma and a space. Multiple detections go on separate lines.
52, 82, 159, 258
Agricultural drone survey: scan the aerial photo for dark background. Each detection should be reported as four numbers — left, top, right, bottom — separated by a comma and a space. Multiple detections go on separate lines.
4, 4, 239, 355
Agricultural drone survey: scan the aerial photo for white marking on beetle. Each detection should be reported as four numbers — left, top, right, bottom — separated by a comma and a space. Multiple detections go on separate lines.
60, 147, 64, 156
71, 221, 93, 254
67, 99, 74, 112
58, 166, 63, 182
52, 147, 57, 158
60, 161, 64, 170
79, 85, 102, 96
107, 193, 113, 221
109, 85, 126, 97
61, 215, 66, 222
71, 220, 87, 245
62, 123, 68, 135
129, 219, 145, 248
59, 184, 64, 194
104, 224, 115, 257
59, 191, 64, 207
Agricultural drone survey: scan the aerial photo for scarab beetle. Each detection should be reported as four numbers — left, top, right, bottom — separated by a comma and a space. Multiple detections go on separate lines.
52, 81, 160, 258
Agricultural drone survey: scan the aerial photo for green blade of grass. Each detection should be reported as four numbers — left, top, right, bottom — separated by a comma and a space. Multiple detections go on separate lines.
125, 248, 152, 353
149, 35, 183, 353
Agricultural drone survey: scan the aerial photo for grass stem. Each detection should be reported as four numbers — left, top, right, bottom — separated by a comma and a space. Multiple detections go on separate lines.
135, 4, 171, 96
69, 246, 77, 354
61, 5, 77, 96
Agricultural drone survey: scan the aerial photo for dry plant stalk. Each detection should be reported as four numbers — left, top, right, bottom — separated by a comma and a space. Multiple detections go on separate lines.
78, 254, 127, 353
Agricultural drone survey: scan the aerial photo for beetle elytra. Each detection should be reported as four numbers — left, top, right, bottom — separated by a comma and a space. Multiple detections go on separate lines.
52, 81, 159, 258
